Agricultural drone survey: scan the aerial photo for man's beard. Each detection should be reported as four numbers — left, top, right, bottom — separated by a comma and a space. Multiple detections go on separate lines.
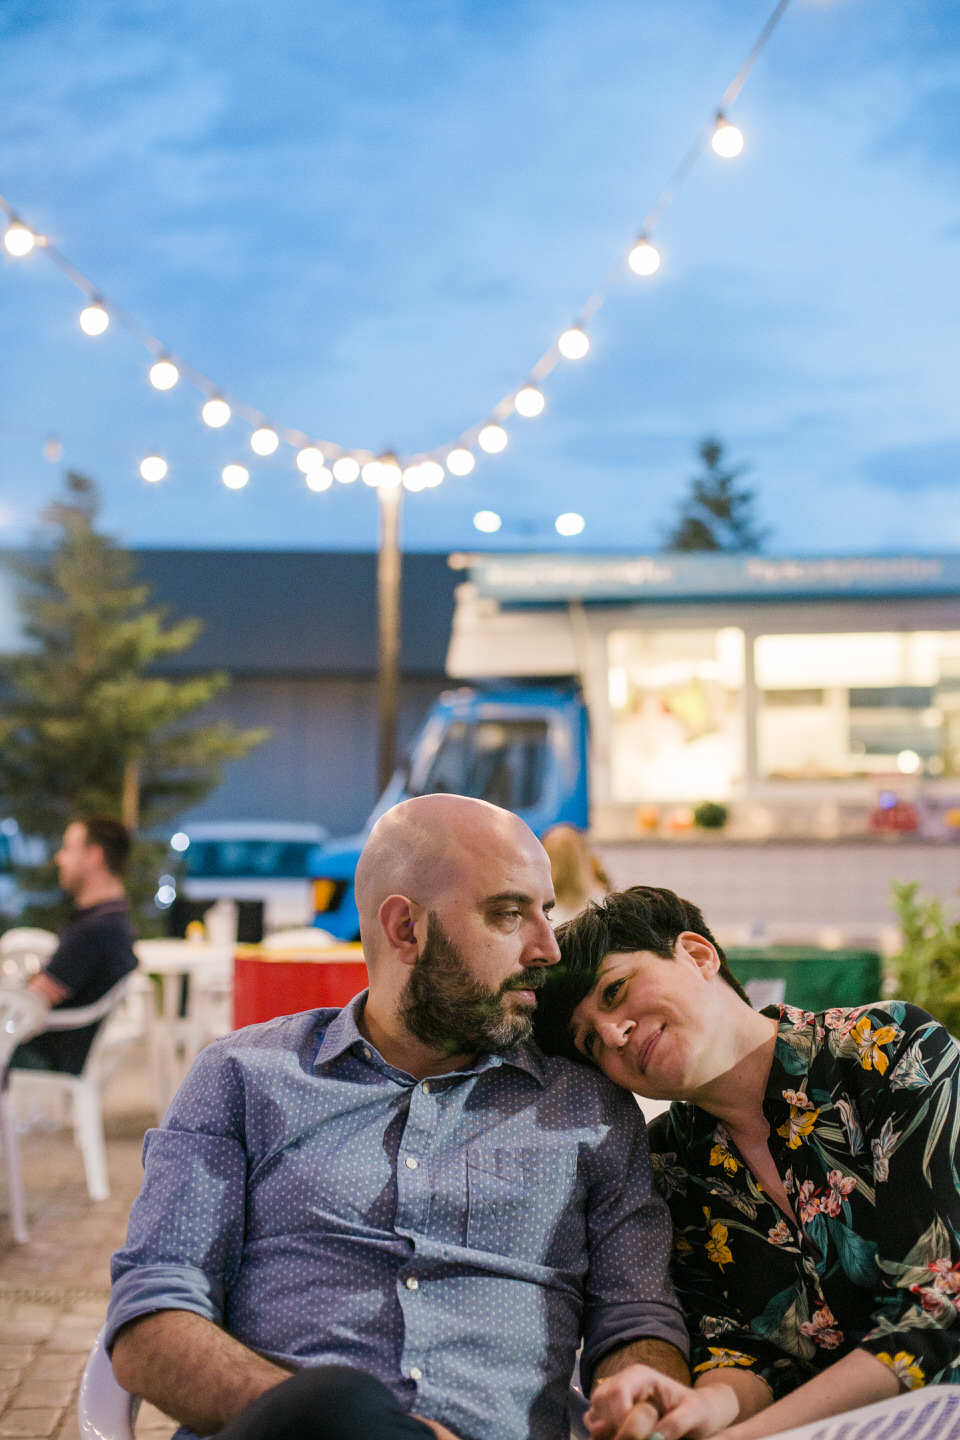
398, 913, 544, 1056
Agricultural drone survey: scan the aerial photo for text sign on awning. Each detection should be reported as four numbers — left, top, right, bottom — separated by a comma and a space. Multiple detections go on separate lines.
469, 553, 960, 604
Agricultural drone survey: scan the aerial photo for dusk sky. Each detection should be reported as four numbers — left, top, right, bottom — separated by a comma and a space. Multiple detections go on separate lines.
1, 0, 960, 555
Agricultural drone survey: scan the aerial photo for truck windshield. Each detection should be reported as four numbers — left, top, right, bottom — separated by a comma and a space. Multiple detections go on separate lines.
183, 841, 321, 880
415, 719, 548, 810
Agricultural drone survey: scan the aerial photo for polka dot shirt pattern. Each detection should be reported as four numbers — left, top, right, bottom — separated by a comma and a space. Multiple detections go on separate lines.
107, 994, 686, 1440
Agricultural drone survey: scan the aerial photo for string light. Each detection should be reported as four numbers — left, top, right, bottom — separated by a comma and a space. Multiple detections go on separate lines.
251, 426, 279, 456
446, 449, 475, 476
474, 511, 502, 533
712, 114, 744, 157
149, 359, 179, 391
79, 301, 110, 335
514, 387, 545, 418
139, 455, 168, 483
202, 397, 231, 428
305, 467, 332, 492
627, 237, 661, 276
419, 460, 445, 487
0, 0, 790, 502
333, 456, 360, 483
222, 464, 249, 489
3, 222, 35, 257
558, 327, 590, 360
478, 424, 508, 454
296, 446, 325, 473
556, 512, 585, 536
378, 457, 402, 489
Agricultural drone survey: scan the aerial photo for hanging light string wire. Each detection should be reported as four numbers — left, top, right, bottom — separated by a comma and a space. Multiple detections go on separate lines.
0, 0, 793, 478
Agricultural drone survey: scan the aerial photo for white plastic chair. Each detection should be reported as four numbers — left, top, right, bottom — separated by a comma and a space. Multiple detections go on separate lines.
9, 976, 132, 1201
0, 927, 58, 984
0, 986, 47, 1242
77, 1326, 137, 1440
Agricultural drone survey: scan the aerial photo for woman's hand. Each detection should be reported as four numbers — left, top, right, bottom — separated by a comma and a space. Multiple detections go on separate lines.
586, 1364, 740, 1440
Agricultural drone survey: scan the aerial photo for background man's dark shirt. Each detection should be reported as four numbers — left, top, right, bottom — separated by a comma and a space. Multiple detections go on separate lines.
13, 899, 137, 1074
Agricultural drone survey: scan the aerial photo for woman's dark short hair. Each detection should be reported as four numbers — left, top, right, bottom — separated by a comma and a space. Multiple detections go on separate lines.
532, 884, 749, 1065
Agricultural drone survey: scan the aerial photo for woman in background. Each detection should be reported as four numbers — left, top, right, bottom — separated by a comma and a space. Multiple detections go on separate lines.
541, 825, 609, 925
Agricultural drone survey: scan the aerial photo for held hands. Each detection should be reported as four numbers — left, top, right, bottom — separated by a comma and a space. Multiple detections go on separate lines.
586, 1365, 740, 1440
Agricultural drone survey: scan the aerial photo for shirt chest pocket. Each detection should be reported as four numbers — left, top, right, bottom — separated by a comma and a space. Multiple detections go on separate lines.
465, 1144, 580, 1264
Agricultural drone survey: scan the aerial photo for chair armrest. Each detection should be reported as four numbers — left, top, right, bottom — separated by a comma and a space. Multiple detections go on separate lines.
77, 1327, 138, 1440
42, 977, 132, 1031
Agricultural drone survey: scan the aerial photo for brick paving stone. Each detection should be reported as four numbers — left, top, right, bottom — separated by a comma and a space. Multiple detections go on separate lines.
22, 1359, 85, 1385
8, 1383, 76, 1411
135, 1401, 178, 1435
0, 1408, 63, 1437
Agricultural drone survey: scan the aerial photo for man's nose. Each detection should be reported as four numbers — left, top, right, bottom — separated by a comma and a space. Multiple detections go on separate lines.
524, 913, 561, 966
598, 1017, 635, 1050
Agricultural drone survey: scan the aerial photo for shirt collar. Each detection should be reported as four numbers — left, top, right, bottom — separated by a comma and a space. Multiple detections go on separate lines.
314, 990, 545, 1085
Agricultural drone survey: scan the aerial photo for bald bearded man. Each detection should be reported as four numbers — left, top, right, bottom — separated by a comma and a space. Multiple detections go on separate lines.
107, 796, 687, 1440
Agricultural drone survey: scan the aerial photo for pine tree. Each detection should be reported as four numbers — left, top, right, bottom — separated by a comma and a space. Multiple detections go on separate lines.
663, 437, 767, 553
0, 473, 270, 927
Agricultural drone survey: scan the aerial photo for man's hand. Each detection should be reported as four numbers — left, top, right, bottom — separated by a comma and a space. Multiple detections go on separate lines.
586, 1364, 739, 1440
413, 1416, 462, 1440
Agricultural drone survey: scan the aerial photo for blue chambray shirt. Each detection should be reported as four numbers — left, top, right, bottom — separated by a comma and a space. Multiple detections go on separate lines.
108, 993, 686, 1440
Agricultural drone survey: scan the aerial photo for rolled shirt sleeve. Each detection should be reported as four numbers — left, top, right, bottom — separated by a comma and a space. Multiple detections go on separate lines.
580, 1089, 689, 1392
106, 1047, 248, 1349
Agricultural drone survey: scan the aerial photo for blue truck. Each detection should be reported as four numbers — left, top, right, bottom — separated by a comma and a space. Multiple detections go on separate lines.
309, 682, 589, 941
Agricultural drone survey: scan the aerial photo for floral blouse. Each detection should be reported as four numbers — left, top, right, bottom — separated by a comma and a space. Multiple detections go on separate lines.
648, 1003, 960, 1400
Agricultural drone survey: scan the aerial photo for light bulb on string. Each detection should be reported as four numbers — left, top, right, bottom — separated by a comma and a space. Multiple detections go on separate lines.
378, 457, 402, 489
419, 460, 444, 488
43, 436, 62, 463
556, 512, 585, 536
403, 465, 426, 492
149, 359, 179, 391
558, 327, 589, 360
79, 301, 110, 335
3, 222, 35, 257
514, 387, 545, 418
305, 467, 332, 492
474, 511, 502, 534
333, 456, 360, 484
711, 113, 744, 158
222, 464, 249, 490
202, 397, 231, 428
478, 424, 508, 454
251, 427, 279, 456
296, 446, 325, 473
627, 237, 661, 276
140, 455, 168, 483
446, 448, 475, 476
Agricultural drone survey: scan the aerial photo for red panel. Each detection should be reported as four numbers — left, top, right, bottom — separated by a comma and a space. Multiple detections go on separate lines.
233, 954, 369, 1029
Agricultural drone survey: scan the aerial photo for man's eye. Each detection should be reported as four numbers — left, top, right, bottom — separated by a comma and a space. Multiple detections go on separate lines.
602, 977, 625, 1005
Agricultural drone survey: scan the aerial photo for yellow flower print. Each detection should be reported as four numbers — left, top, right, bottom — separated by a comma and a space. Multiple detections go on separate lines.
673, 1230, 694, 1261
876, 1351, 924, 1391
705, 1220, 733, 1270
694, 1348, 756, 1372
851, 1016, 901, 1075
709, 1143, 740, 1175
777, 1105, 821, 1149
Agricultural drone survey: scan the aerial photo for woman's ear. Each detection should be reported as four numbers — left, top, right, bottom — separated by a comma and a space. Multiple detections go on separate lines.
675, 931, 721, 979
378, 894, 422, 967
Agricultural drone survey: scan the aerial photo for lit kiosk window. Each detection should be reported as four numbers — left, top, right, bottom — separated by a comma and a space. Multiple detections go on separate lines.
754, 632, 960, 780
607, 628, 745, 802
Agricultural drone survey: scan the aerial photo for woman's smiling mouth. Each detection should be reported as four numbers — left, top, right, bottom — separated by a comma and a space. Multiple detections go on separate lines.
637, 1025, 665, 1073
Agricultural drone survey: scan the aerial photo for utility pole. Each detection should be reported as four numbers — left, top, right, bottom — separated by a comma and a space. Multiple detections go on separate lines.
376, 464, 403, 795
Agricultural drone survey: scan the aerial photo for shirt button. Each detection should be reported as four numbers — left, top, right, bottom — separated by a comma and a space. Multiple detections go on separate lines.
409, 1367, 422, 1382
421, 1082, 430, 1094
362, 1048, 372, 1060
405, 1157, 419, 1170
405, 1277, 419, 1290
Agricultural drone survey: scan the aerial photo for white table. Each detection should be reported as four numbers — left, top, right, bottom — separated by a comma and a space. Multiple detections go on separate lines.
134, 940, 234, 1117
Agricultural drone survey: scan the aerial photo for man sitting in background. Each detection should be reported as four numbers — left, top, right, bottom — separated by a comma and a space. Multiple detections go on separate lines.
12, 817, 138, 1074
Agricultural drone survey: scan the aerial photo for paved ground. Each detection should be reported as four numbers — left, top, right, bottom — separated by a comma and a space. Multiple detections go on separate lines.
0, 1047, 176, 1440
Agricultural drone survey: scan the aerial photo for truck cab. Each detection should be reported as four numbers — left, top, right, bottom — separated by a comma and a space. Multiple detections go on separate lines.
310, 682, 588, 940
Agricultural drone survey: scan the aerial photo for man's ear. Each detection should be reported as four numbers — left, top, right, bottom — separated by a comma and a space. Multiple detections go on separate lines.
378, 894, 422, 967
676, 931, 721, 979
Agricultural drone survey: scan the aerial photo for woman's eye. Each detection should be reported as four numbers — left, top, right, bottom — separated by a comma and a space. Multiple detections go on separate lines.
583, 1031, 598, 1059
602, 978, 625, 1005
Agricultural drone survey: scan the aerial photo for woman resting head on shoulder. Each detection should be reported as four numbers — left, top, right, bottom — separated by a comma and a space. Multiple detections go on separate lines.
533, 886, 960, 1440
